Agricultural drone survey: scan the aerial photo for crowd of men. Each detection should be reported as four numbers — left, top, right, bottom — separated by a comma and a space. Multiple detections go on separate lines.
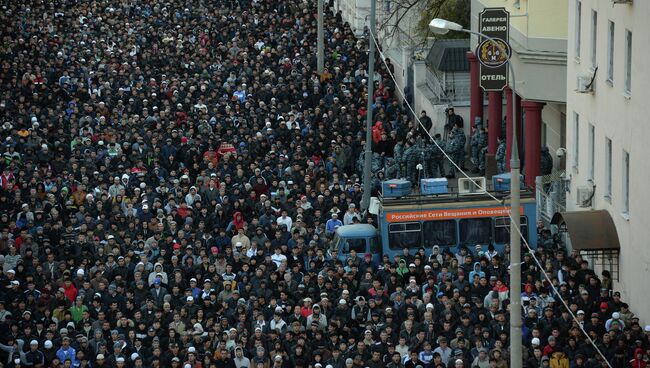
0, 1, 648, 368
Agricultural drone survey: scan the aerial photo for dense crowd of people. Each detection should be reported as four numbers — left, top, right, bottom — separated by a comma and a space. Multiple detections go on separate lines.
0, 1, 648, 368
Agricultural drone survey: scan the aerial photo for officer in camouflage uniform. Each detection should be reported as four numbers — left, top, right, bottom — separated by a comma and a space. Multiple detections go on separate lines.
476, 126, 488, 174
540, 146, 554, 176
356, 151, 384, 177
496, 136, 506, 174
470, 123, 481, 166
393, 137, 405, 178
425, 134, 445, 178
404, 139, 420, 184
384, 157, 400, 179
446, 123, 466, 178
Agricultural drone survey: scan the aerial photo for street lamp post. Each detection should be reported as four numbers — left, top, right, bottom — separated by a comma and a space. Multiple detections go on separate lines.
317, 0, 325, 74
361, 0, 377, 212
429, 18, 523, 368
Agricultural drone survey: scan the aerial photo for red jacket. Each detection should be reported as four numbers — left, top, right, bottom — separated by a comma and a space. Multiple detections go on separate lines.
372, 121, 384, 144
629, 348, 646, 368
62, 282, 78, 303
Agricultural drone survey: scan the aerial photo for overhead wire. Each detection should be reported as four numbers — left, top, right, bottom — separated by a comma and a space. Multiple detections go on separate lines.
366, 29, 614, 368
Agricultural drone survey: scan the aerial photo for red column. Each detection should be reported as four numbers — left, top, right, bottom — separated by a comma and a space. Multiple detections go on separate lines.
466, 52, 483, 125
487, 91, 502, 154
522, 101, 545, 188
504, 87, 513, 170
516, 93, 523, 157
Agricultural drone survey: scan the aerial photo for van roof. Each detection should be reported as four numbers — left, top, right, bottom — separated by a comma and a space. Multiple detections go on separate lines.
335, 224, 377, 237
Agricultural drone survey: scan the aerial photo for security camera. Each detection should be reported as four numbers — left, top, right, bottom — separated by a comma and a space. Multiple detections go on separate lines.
556, 147, 567, 157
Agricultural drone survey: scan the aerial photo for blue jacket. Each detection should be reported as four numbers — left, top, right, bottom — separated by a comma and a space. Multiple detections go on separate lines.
469, 262, 485, 280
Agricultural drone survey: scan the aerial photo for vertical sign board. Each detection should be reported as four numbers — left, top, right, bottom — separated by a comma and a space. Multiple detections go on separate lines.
478, 8, 511, 91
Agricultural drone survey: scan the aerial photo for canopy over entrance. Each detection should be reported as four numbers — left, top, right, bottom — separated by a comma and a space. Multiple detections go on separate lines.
551, 210, 620, 251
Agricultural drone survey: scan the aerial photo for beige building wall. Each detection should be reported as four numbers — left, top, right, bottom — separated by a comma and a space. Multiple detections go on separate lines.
566, 0, 650, 321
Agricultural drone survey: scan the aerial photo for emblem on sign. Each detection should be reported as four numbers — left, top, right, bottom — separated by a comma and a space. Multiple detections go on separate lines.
477, 38, 511, 68
478, 7, 510, 91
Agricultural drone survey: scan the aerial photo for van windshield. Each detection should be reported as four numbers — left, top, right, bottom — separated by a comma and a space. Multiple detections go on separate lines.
344, 238, 367, 253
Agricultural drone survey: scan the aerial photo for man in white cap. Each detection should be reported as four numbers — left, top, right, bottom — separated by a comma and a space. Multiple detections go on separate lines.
25, 340, 44, 366
325, 212, 342, 234
116, 356, 126, 367
95, 354, 105, 365
605, 311, 625, 331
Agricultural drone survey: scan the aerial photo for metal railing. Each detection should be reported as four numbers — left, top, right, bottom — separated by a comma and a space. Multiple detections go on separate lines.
536, 171, 567, 222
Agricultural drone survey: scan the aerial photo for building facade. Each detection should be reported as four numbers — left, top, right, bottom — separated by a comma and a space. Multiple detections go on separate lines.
566, 0, 650, 320
468, 0, 567, 186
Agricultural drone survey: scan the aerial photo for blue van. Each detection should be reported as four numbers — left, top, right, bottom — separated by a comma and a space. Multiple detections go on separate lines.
329, 224, 381, 265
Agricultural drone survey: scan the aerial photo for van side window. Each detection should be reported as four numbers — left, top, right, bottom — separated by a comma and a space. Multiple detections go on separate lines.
422, 220, 457, 247
494, 216, 528, 244
459, 218, 492, 245
388, 222, 421, 249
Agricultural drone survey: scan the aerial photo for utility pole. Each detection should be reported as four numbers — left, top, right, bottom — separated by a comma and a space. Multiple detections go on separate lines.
428, 18, 522, 366
509, 81, 523, 368
317, 0, 324, 74
361, 0, 376, 212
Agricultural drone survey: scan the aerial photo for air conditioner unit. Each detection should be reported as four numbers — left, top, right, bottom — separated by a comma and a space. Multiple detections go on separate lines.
612, 0, 632, 4
575, 67, 598, 94
576, 74, 594, 93
576, 186, 593, 207
458, 177, 487, 195
369, 197, 380, 215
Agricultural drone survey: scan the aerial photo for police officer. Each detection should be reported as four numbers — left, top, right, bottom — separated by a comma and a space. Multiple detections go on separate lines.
404, 139, 420, 183
384, 157, 400, 179
446, 123, 466, 178
425, 134, 445, 178
470, 119, 485, 169
393, 137, 405, 178
476, 126, 488, 175
496, 136, 506, 174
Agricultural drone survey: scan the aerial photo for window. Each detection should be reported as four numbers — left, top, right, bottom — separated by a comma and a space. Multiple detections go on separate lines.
623, 150, 629, 214
494, 216, 529, 244
344, 239, 366, 254
423, 220, 457, 247
575, 1, 582, 59
591, 10, 598, 67
459, 218, 492, 245
331, 233, 342, 252
588, 124, 595, 180
605, 137, 612, 199
370, 236, 381, 253
573, 112, 580, 170
607, 21, 615, 83
388, 222, 421, 249
624, 30, 632, 95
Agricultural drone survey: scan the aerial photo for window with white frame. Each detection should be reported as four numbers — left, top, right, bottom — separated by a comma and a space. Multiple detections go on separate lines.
588, 124, 595, 180
607, 21, 615, 83
591, 10, 598, 67
605, 137, 612, 199
623, 150, 629, 215
575, 1, 582, 59
573, 113, 580, 170
624, 29, 632, 95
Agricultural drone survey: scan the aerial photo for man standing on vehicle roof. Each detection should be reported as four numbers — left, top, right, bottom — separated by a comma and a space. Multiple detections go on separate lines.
426, 134, 445, 179
496, 136, 506, 174
446, 123, 466, 178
